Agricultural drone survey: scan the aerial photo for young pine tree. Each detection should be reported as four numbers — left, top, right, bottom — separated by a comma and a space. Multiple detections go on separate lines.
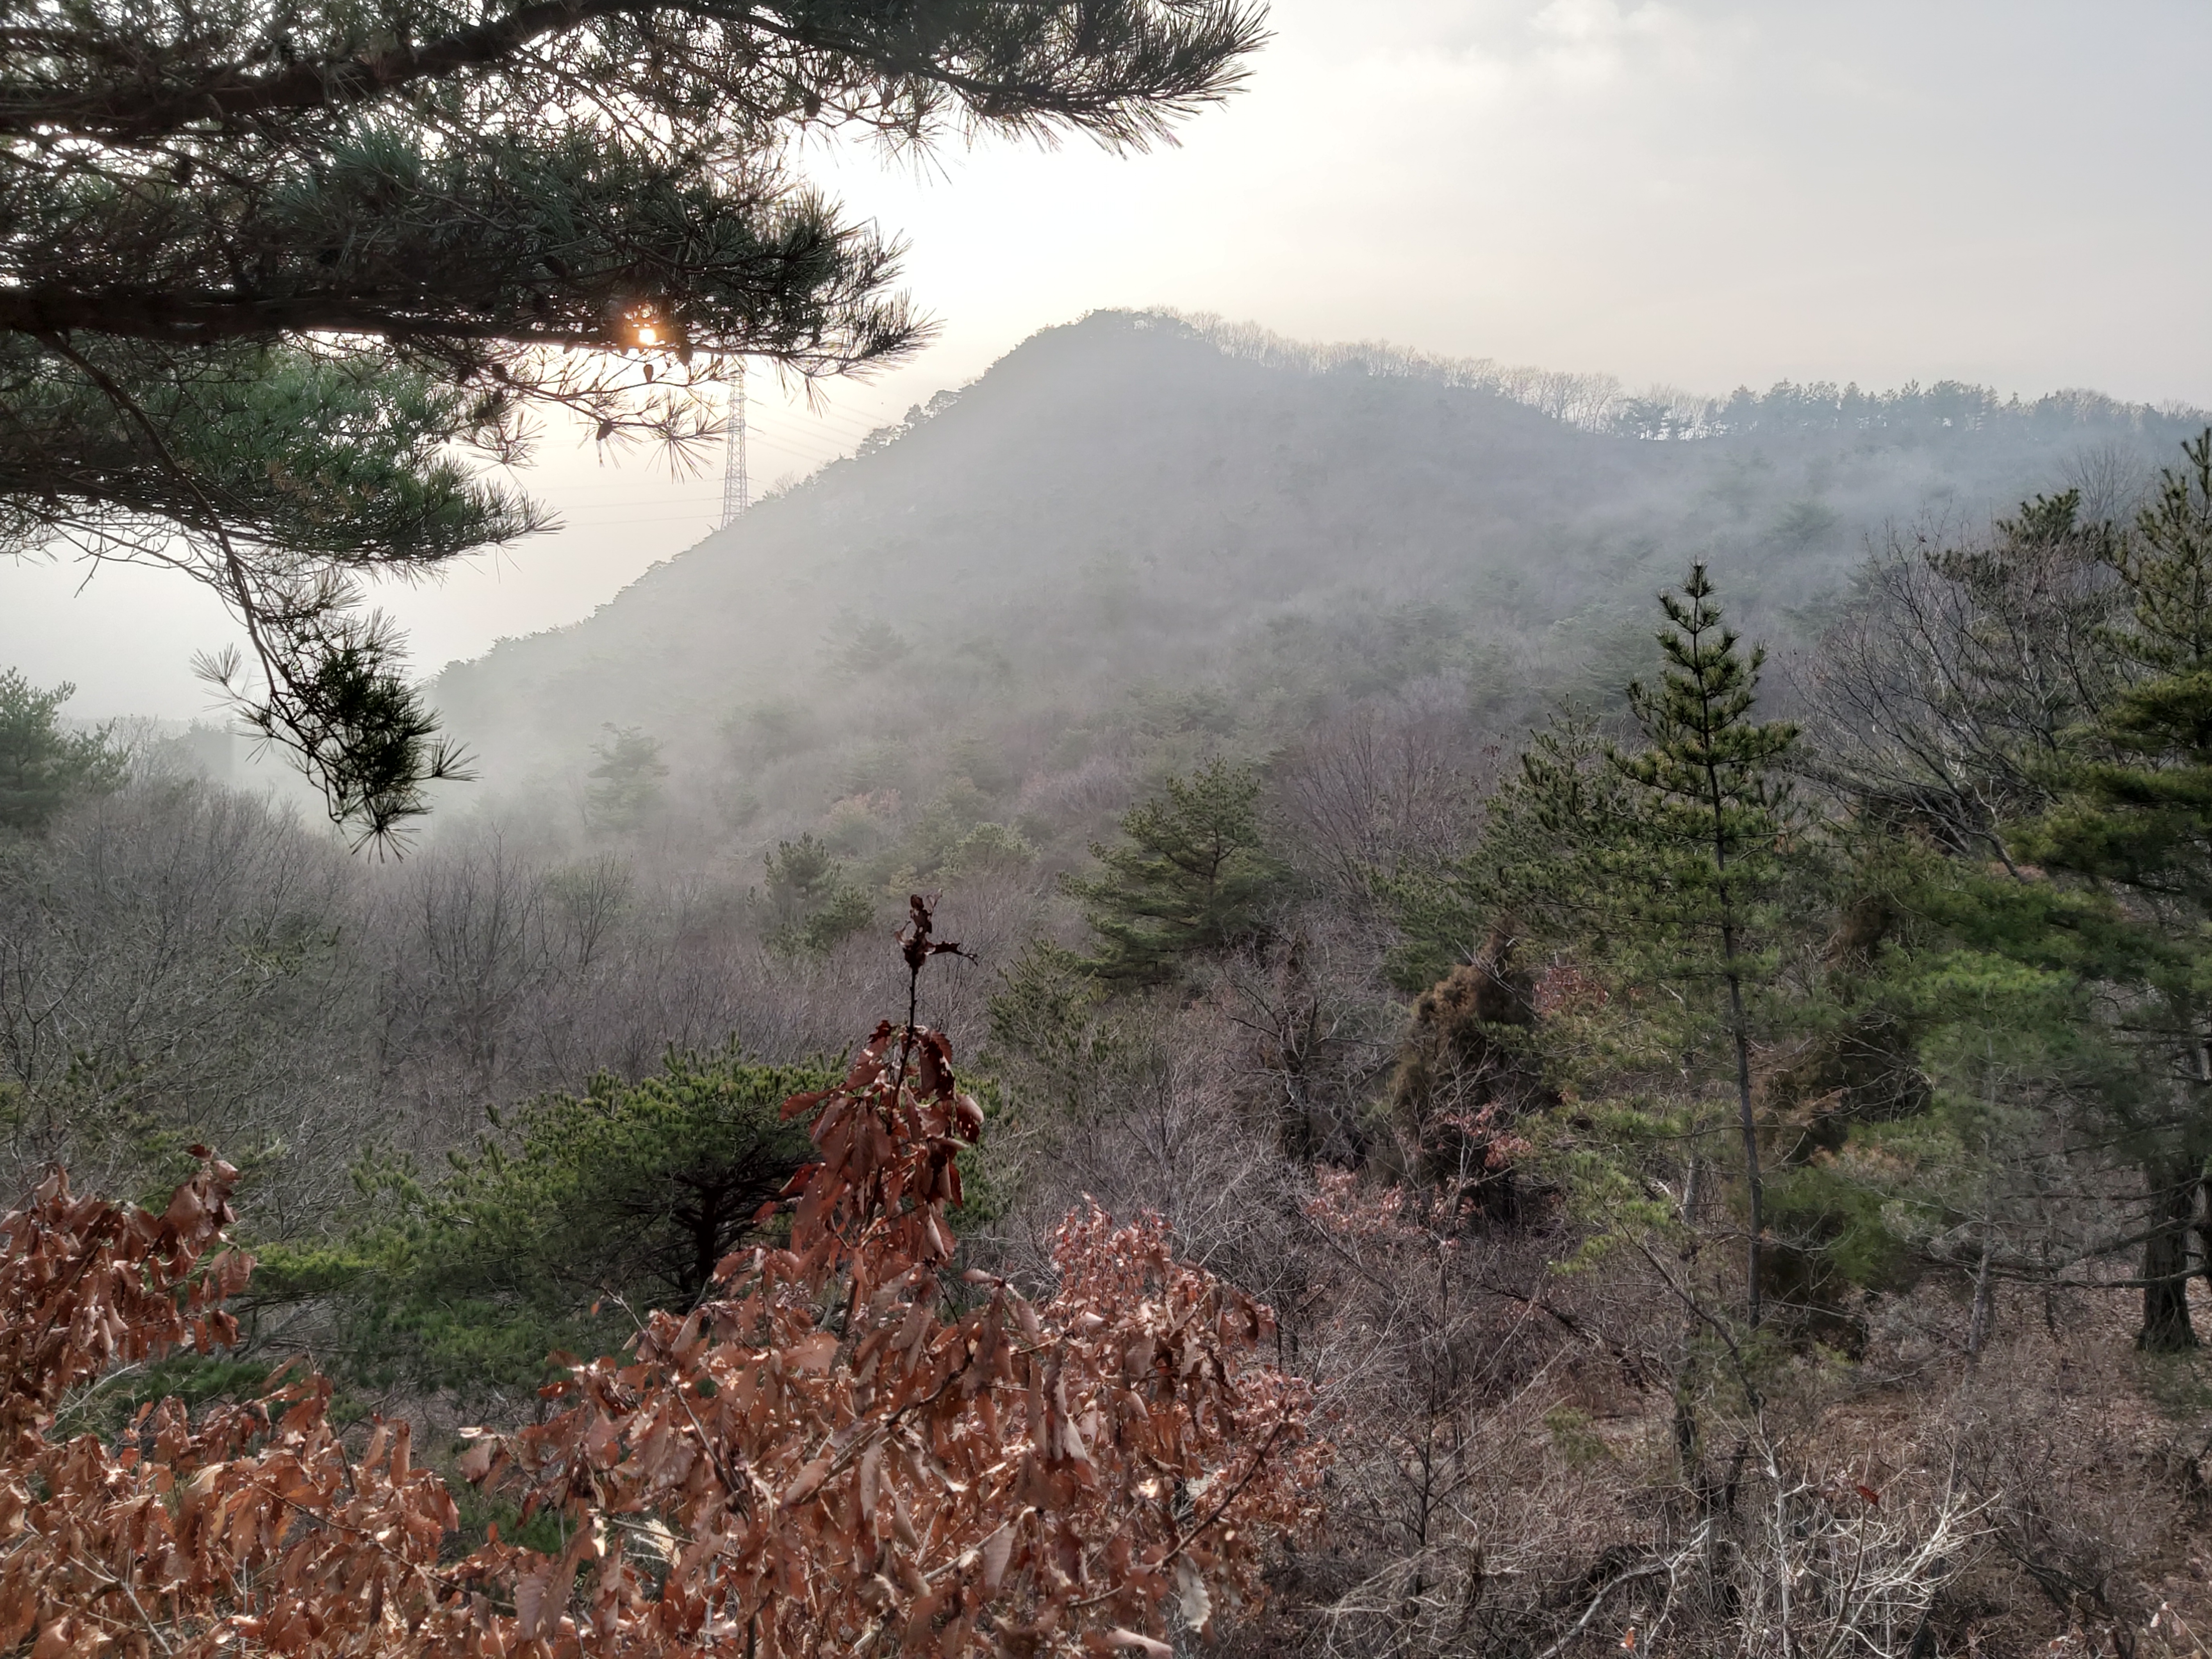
1394, 570, 1806, 1329
762, 833, 876, 955
1605, 565, 1804, 1327
1065, 758, 1287, 986
271, 1050, 826, 1399
585, 723, 669, 832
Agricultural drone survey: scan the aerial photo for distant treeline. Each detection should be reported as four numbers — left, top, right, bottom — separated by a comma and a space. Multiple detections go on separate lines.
1161, 307, 2206, 442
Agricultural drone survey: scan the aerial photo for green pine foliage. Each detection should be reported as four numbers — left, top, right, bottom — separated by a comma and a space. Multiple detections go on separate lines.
1378, 706, 1618, 994
1604, 567, 1806, 1325
1762, 830, 2123, 1324
0, 668, 125, 832
1762, 432, 2212, 1354
1594, 567, 1807, 1029
586, 724, 670, 832
2014, 431, 2212, 1349
985, 941, 1132, 1128
2037, 432, 2212, 883
264, 1048, 826, 1398
1063, 758, 1287, 985
1389, 569, 1812, 1330
762, 833, 876, 954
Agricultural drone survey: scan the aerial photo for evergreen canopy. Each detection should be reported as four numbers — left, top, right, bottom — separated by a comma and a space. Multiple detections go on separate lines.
1387, 568, 1807, 1329
0, 0, 1267, 840
1609, 566, 1802, 1327
2021, 433, 2212, 1349
272, 1048, 827, 1397
0, 667, 125, 831
1065, 757, 1284, 985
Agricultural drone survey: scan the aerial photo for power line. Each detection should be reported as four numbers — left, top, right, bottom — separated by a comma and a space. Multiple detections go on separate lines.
526, 424, 831, 493
720, 362, 751, 528
511, 375, 924, 520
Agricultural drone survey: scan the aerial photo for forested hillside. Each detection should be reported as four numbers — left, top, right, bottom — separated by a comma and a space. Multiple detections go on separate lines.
433, 309, 2204, 867
9, 316, 2212, 1657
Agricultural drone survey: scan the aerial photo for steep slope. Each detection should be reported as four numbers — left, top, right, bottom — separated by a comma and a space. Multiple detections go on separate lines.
431, 310, 2202, 801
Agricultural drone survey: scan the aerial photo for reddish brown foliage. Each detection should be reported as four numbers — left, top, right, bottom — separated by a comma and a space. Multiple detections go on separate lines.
0, 1156, 467, 1657
0, 994, 1322, 1656
0, 1152, 251, 1441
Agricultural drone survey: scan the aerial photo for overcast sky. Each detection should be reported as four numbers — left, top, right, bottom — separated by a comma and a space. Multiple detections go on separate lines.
12, 0, 2212, 720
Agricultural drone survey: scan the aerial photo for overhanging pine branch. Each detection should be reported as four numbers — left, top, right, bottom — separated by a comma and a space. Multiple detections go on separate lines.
0, 0, 1266, 145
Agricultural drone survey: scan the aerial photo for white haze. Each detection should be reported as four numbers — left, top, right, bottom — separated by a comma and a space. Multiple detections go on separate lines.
9, 0, 2211, 719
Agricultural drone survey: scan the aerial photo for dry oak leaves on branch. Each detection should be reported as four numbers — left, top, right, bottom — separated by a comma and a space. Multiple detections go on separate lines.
0, 1018, 1322, 1656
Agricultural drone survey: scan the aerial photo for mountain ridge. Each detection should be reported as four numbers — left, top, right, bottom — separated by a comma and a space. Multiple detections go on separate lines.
430, 309, 2207, 809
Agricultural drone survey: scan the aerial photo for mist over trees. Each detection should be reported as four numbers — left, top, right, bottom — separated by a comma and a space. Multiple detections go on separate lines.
435, 310, 2206, 842
11, 307, 2212, 1654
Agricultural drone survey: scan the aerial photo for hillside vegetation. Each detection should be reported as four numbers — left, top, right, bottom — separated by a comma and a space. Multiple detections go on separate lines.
434, 309, 2203, 882
7, 317, 2212, 1657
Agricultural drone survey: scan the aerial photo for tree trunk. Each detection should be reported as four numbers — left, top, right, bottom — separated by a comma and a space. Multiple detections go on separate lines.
1966, 1229, 1995, 1363
1673, 1155, 1705, 1490
2138, 1163, 2201, 1353
1725, 958, 1764, 1330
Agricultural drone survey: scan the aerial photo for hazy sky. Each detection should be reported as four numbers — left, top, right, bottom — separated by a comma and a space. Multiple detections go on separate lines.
11, 0, 2212, 719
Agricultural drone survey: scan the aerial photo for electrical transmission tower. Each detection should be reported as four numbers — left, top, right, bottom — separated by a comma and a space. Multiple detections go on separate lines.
720, 361, 750, 528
